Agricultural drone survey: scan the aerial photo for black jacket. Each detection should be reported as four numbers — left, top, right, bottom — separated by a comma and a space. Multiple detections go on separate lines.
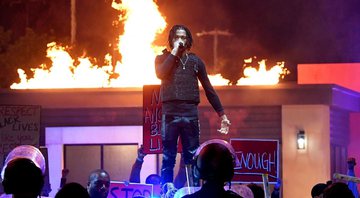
155, 50, 224, 116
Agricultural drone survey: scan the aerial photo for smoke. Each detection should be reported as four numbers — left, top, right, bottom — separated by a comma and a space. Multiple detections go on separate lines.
156, 0, 360, 81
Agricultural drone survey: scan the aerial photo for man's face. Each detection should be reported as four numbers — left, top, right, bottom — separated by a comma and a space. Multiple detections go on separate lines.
88, 172, 110, 198
172, 29, 187, 48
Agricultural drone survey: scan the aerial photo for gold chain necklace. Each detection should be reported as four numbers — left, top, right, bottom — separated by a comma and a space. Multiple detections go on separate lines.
180, 54, 189, 69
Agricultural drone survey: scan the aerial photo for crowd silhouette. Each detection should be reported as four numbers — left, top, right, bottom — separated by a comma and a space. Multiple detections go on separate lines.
0, 144, 359, 198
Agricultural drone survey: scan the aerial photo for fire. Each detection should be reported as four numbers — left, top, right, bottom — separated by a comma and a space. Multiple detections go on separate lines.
11, 0, 166, 89
208, 74, 231, 86
10, 1, 289, 89
237, 58, 289, 85
110, 0, 166, 87
206, 58, 289, 86
11, 43, 114, 89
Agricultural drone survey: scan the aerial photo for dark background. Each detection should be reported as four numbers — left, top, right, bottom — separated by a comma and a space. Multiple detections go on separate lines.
0, 0, 359, 87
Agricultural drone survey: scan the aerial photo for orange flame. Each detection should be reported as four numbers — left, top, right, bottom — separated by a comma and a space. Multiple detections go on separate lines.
110, 0, 166, 87
11, 42, 115, 89
206, 58, 289, 86
237, 58, 289, 85
10, 1, 289, 89
11, 0, 166, 89
208, 74, 231, 86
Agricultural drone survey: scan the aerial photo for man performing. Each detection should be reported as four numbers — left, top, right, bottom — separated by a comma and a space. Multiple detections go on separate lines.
155, 24, 231, 185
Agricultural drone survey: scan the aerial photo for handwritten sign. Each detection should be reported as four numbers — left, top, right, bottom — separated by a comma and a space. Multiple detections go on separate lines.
108, 181, 153, 198
230, 138, 279, 183
143, 85, 162, 154
0, 105, 41, 167
143, 85, 182, 154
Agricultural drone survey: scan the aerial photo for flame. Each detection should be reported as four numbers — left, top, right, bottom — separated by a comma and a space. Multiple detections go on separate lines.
11, 0, 166, 89
10, 0, 289, 89
208, 74, 231, 86
237, 58, 289, 85
11, 43, 115, 89
206, 58, 289, 86
110, 0, 166, 87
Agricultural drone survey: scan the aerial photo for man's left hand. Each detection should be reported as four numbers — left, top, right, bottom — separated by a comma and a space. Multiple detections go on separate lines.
217, 115, 231, 134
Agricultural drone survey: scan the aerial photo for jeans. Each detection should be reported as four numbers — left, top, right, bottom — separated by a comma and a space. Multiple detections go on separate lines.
161, 114, 200, 184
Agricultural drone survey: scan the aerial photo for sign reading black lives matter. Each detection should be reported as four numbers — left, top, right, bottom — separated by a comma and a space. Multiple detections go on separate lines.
230, 138, 279, 183
0, 105, 41, 167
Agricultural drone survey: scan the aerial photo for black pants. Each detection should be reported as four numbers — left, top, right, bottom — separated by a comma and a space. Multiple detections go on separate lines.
160, 114, 200, 184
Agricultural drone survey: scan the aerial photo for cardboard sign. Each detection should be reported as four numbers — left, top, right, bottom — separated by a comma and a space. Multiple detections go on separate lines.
0, 105, 41, 166
108, 181, 153, 198
143, 85, 182, 154
143, 85, 162, 154
230, 138, 279, 183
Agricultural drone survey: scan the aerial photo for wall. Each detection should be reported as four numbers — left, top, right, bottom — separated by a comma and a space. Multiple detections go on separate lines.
298, 63, 360, 93
0, 85, 357, 197
282, 105, 331, 198
330, 108, 350, 175
45, 126, 154, 198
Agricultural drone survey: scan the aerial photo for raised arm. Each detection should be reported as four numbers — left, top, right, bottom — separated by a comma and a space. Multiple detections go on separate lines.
155, 38, 186, 79
155, 51, 178, 80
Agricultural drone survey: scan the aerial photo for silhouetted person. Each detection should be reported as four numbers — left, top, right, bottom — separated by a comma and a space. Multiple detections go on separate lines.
182, 141, 242, 198
129, 145, 147, 183
59, 169, 69, 189
129, 145, 184, 197
55, 182, 90, 198
2, 158, 44, 198
326, 180, 333, 186
323, 182, 355, 198
229, 184, 254, 198
347, 157, 359, 198
40, 177, 52, 197
129, 145, 186, 187
247, 184, 264, 198
155, 24, 231, 184
145, 174, 162, 198
87, 169, 110, 198
311, 183, 327, 198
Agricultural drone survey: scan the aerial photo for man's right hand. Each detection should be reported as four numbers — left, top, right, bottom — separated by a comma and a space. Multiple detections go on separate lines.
171, 40, 184, 56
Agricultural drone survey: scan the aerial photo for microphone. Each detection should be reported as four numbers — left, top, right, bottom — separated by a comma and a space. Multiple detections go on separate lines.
178, 42, 184, 49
